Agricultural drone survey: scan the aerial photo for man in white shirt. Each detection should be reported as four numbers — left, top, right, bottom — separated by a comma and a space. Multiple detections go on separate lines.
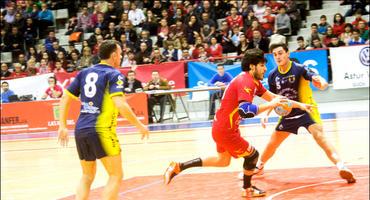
128, 3, 146, 27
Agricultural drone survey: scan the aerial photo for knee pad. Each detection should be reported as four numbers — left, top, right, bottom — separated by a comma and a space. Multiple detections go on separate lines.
243, 149, 259, 170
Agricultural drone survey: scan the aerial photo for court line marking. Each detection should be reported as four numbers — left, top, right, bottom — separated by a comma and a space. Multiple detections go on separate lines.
266, 176, 368, 200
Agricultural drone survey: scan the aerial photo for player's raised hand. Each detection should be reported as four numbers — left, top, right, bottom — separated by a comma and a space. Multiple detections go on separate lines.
270, 96, 288, 107
57, 127, 69, 147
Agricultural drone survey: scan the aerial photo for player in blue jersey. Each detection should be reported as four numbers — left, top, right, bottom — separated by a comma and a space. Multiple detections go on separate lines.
255, 43, 356, 183
58, 40, 149, 200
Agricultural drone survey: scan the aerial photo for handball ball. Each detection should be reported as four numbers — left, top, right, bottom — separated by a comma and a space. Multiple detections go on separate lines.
274, 101, 293, 116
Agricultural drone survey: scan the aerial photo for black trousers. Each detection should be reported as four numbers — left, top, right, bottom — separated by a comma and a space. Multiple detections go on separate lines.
148, 95, 167, 122
209, 91, 223, 117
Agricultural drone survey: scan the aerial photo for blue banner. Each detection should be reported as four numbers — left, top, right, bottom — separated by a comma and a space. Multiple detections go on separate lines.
188, 49, 328, 91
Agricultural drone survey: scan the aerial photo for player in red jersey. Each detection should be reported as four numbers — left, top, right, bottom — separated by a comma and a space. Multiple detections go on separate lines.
164, 48, 313, 197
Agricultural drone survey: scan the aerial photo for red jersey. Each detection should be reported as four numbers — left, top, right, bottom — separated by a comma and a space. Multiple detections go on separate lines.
45, 85, 64, 98
226, 15, 244, 29
214, 72, 266, 131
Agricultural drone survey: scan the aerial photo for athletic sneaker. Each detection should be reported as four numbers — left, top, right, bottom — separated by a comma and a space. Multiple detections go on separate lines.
164, 162, 181, 185
339, 167, 356, 184
242, 186, 267, 197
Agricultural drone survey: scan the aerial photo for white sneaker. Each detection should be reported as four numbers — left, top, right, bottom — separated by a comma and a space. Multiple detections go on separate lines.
241, 186, 267, 197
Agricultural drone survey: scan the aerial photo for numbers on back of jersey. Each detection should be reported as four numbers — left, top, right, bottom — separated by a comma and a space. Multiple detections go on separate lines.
84, 72, 99, 98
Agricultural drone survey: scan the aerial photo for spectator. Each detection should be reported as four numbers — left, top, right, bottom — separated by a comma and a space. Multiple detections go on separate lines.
323, 26, 336, 46
253, 0, 267, 22
274, 6, 291, 35
161, 9, 174, 26
23, 18, 38, 49
87, 27, 103, 48
180, 48, 192, 60
6, 26, 24, 55
348, 29, 366, 45
38, 58, 52, 74
237, 34, 249, 56
104, 22, 119, 40
76, 7, 94, 33
285, 0, 301, 35
135, 30, 153, 52
309, 37, 325, 49
1, 81, 15, 103
120, 34, 135, 52
66, 51, 80, 72
157, 18, 170, 47
239, 0, 254, 17
344, 1, 368, 17
121, 20, 138, 43
163, 42, 182, 62
121, 50, 137, 68
296, 36, 308, 51
10, 63, 28, 79
318, 15, 330, 35
200, 12, 216, 43
151, 48, 166, 64
226, 7, 244, 30
26, 46, 40, 61
195, 0, 216, 22
351, 9, 368, 29
38, 3, 54, 38
142, 9, 158, 36
307, 23, 322, 46
66, 43, 80, 60
135, 42, 151, 64
208, 37, 223, 58
358, 21, 369, 41
52, 41, 67, 58
128, 2, 146, 27
267, 0, 282, 14
340, 23, 354, 45
104, 2, 119, 24
79, 47, 93, 70
246, 20, 266, 41
327, 36, 346, 47
92, 35, 104, 56
230, 25, 243, 48
164, 32, 182, 50
333, 13, 346, 36
244, 10, 258, 31
216, 20, 235, 53
1, 63, 11, 79
247, 30, 270, 53
151, 0, 164, 20
4, 6, 16, 24
94, 13, 107, 30
41, 76, 63, 100
0, 29, 6, 52
170, 19, 186, 40
145, 70, 171, 123
207, 64, 233, 119
53, 60, 66, 73
185, 15, 201, 45
26, 58, 39, 76
123, 70, 143, 93
260, 7, 275, 37
65, 16, 78, 35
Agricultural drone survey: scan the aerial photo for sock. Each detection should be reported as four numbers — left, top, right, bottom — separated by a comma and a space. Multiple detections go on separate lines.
336, 161, 345, 170
243, 174, 252, 189
257, 161, 264, 169
179, 158, 202, 171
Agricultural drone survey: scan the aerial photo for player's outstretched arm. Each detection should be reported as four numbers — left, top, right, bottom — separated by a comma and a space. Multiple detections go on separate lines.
112, 95, 149, 140
57, 93, 73, 147
312, 75, 328, 91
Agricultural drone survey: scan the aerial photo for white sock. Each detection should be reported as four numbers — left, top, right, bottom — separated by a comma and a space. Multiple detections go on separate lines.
336, 161, 345, 170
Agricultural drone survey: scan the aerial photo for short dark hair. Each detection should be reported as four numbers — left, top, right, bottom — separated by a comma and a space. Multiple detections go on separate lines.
99, 40, 120, 60
241, 48, 266, 72
297, 36, 304, 41
216, 64, 224, 69
320, 15, 327, 19
311, 23, 318, 28
127, 70, 136, 75
2, 81, 9, 85
48, 76, 57, 83
269, 43, 289, 53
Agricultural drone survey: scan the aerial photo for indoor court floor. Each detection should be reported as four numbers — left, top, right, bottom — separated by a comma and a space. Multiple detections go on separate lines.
1, 100, 369, 200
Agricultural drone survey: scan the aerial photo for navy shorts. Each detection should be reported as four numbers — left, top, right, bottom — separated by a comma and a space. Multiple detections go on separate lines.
275, 112, 316, 134
74, 128, 120, 161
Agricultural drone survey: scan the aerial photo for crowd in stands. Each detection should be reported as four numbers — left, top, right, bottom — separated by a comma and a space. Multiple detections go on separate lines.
1, 0, 310, 80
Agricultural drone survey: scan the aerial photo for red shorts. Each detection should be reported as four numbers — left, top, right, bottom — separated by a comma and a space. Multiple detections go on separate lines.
211, 123, 254, 158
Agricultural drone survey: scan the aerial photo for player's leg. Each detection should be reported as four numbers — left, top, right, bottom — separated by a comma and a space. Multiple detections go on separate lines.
308, 123, 356, 183
256, 130, 291, 174
241, 148, 266, 197
76, 160, 97, 200
158, 95, 167, 122
100, 155, 123, 200
164, 151, 231, 185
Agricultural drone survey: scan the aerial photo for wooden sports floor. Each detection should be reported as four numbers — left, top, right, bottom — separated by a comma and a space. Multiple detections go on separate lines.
1, 112, 369, 200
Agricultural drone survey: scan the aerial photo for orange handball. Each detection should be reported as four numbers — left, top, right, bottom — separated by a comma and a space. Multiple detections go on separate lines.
274, 100, 293, 116
312, 79, 321, 88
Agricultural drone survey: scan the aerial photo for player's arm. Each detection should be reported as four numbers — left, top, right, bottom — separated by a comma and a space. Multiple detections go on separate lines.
238, 96, 287, 119
112, 95, 149, 140
312, 75, 328, 90
57, 92, 73, 147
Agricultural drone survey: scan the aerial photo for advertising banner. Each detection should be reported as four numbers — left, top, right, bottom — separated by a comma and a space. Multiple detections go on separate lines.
329, 45, 369, 89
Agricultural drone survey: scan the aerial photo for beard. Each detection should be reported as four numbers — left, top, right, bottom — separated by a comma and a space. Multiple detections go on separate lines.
253, 70, 264, 80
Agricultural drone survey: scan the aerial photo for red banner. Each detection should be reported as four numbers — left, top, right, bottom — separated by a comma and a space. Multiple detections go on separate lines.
0, 93, 148, 135
120, 61, 186, 89
55, 61, 185, 89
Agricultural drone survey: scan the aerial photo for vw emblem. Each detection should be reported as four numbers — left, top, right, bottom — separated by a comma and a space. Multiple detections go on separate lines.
359, 47, 369, 67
